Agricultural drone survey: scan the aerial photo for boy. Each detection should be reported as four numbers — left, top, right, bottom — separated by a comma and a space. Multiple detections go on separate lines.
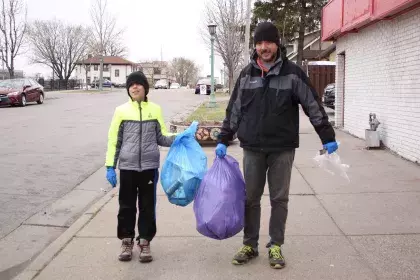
105, 71, 183, 262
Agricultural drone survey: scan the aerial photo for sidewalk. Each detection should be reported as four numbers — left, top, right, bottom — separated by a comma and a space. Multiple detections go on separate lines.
15, 112, 420, 280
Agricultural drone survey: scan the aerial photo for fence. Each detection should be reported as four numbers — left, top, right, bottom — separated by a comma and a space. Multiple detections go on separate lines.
38, 79, 84, 92
302, 62, 336, 99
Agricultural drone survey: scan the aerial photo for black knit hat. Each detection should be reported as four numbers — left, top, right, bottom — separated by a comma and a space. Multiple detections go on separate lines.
126, 71, 149, 96
253, 22, 280, 46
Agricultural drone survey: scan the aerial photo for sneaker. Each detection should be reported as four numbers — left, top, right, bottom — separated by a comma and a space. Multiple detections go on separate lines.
118, 238, 134, 262
268, 245, 285, 269
232, 245, 258, 265
138, 239, 153, 263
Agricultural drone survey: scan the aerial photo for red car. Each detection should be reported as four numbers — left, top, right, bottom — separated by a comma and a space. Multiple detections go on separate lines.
0, 78, 45, 107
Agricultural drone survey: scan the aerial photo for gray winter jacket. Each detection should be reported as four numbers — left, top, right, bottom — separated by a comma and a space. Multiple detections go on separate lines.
105, 99, 175, 171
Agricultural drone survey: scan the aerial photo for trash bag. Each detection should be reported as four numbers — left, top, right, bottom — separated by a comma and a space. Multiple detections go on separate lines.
193, 155, 246, 240
313, 150, 350, 182
160, 121, 207, 207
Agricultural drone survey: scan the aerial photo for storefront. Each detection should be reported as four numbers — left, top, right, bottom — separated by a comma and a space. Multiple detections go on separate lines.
322, 0, 420, 163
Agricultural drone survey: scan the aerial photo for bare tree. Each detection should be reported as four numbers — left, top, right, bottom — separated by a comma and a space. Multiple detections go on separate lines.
27, 20, 90, 86
202, 0, 246, 94
169, 57, 200, 87
90, 0, 127, 57
0, 0, 27, 78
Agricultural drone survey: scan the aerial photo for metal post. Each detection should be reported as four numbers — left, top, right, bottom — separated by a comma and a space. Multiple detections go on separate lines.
243, 0, 252, 66
208, 35, 216, 108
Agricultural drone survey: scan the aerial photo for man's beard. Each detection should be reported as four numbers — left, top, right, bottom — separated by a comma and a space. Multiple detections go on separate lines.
259, 51, 277, 63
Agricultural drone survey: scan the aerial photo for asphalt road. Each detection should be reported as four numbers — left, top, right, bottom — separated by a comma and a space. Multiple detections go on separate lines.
0, 88, 207, 279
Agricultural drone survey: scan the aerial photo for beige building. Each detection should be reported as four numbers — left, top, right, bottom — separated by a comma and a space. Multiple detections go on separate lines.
74, 56, 139, 85
137, 61, 175, 86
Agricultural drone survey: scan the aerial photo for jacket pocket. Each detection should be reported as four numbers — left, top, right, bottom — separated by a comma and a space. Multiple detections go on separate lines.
118, 142, 139, 169
261, 89, 295, 137
237, 114, 255, 145
270, 89, 293, 115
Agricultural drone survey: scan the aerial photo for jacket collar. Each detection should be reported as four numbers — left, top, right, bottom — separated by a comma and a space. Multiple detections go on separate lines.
129, 98, 148, 108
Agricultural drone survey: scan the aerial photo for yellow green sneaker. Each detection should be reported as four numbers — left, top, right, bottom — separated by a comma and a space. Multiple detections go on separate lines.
269, 245, 285, 269
232, 245, 258, 265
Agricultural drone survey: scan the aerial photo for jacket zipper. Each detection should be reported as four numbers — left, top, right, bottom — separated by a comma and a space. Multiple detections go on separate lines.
259, 77, 270, 151
139, 102, 142, 171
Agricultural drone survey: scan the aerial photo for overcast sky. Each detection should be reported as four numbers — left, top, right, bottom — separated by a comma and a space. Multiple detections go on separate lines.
16, 0, 227, 79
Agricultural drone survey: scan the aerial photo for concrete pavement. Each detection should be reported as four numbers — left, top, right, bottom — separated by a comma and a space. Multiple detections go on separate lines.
13, 110, 420, 280
0, 88, 207, 279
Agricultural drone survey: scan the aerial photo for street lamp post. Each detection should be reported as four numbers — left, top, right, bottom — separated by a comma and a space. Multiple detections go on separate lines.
244, 0, 252, 66
208, 23, 217, 108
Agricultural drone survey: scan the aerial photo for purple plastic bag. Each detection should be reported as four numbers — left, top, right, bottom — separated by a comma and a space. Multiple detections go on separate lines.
193, 155, 246, 240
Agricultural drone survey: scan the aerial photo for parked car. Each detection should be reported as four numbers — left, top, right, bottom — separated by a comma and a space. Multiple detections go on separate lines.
154, 79, 169, 89
322, 83, 335, 109
194, 78, 216, 95
170, 82, 180, 89
0, 78, 45, 107
91, 79, 113, 88
114, 83, 126, 88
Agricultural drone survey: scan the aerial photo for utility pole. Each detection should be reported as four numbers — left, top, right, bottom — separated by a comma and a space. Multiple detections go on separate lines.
243, 0, 252, 66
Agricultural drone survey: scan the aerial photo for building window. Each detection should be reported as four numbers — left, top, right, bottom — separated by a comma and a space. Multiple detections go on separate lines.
104, 65, 109, 72
153, 67, 161, 75
94, 65, 98, 71
115, 69, 120, 77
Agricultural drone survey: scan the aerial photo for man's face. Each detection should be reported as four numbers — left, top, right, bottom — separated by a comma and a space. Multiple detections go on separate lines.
129, 83, 145, 102
256, 41, 278, 63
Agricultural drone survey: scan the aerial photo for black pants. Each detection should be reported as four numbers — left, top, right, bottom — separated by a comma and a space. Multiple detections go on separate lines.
242, 149, 295, 248
117, 169, 158, 242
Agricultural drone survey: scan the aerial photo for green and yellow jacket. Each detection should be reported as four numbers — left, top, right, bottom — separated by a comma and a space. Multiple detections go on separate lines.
105, 99, 175, 171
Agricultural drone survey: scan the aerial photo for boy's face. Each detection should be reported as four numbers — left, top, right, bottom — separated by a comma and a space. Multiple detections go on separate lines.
129, 83, 145, 102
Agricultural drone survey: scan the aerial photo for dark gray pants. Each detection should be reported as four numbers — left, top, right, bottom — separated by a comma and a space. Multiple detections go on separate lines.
243, 149, 295, 249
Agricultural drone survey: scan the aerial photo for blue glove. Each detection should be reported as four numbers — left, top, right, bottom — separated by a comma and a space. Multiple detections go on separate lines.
215, 143, 227, 158
323, 141, 338, 154
106, 167, 117, 188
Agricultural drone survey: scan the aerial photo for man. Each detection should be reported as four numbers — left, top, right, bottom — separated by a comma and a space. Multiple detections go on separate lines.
215, 22, 338, 269
105, 71, 196, 263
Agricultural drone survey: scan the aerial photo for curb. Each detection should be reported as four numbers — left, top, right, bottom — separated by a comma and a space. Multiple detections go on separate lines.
12, 188, 118, 280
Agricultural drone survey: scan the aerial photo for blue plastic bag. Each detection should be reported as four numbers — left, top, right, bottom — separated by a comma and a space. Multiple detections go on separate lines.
160, 121, 207, 207
193, 155, 246, 240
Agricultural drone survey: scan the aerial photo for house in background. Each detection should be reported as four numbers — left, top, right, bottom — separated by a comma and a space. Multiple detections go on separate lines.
316, 42, 337, 62
137, 61, 175, 86
74, 56, 139, 85
285, 30, 335, 62
322, 0, 420, 163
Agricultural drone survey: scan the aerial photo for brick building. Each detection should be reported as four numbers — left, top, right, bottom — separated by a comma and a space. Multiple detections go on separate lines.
322, 0, 420, 163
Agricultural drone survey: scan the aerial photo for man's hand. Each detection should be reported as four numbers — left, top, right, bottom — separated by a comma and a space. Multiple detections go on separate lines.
323, 142, 338, 154
106, 167, 117, 188
215, 143, 227, 158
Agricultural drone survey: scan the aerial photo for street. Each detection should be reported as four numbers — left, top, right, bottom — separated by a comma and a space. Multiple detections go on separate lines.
0, 88, 206, 279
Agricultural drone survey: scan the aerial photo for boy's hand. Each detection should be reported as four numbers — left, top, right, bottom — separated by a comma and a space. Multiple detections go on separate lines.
106, 167, 117, 188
